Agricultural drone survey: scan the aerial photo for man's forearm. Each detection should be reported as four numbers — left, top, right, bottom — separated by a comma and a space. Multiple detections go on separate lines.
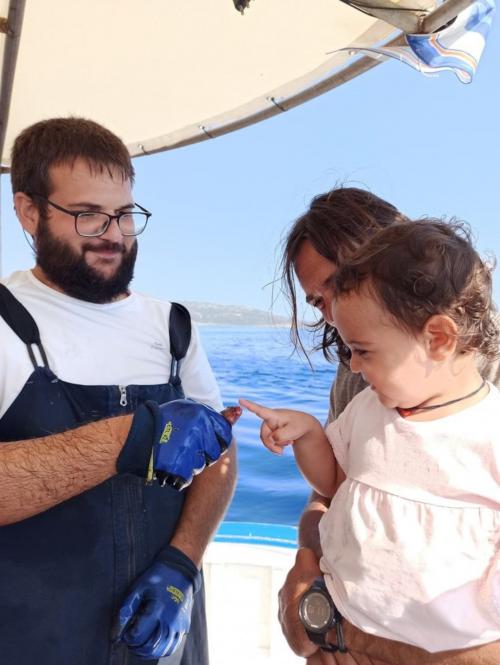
170, 444, 237, 567
298, 491, 331, 559
0, 415, 132, 526
278, 497, 335, 657
298, 452, 346, 556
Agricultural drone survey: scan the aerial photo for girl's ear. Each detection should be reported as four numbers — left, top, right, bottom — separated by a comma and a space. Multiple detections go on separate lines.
14, 192, 40, 238
424, 314, 458, 361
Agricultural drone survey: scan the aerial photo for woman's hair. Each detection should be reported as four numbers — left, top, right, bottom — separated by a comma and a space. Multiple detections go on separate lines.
333, 218, 499, 359
280, 186, 409, 362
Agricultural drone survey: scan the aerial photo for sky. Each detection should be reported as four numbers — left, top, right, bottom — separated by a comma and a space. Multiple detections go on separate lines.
0, 18, 498, 321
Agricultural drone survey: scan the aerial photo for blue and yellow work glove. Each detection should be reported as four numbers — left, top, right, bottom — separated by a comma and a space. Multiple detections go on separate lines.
114, 545, 200, 659
117, 398, 240, 490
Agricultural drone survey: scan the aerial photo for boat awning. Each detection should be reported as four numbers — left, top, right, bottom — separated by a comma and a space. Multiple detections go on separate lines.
0, 0, 439, 169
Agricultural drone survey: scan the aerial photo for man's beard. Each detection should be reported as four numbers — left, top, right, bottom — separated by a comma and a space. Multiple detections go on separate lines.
34, 219, 138, 304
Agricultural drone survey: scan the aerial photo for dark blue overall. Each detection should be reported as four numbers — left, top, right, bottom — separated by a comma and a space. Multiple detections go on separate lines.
0, 285, 209, 665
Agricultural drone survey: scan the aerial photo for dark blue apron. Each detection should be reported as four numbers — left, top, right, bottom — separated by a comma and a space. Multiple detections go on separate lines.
0, 285, 209, 665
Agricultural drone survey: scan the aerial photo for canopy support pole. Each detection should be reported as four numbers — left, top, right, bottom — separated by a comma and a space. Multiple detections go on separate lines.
0, 0, 26, 275
0, 0, 26, 167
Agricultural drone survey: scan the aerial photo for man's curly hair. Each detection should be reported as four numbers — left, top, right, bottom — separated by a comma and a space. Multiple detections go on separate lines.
280, 186, 409, 364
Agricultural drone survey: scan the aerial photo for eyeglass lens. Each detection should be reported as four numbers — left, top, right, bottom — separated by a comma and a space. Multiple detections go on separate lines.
76, 212, 148, 237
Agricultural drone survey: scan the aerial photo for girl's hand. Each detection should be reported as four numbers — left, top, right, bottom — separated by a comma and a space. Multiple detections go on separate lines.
239, 399, 317, 455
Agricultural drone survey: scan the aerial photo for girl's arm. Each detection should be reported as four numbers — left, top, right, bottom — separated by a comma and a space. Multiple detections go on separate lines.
239, 399, 337, 497
292, 425, 338, 498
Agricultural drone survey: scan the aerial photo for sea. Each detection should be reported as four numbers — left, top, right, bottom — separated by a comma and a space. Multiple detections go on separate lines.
199, 325, 337, 526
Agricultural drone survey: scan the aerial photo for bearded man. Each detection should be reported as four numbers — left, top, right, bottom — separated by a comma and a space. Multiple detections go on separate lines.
0, 117, 237, 665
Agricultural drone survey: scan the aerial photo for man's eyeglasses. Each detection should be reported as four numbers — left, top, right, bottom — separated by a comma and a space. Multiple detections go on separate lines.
30, 194, 151, 237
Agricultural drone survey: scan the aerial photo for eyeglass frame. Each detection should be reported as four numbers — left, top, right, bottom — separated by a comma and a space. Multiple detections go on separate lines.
28, 193, 152, 237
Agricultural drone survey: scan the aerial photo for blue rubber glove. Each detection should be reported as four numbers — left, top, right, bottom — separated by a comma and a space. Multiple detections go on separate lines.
150, 398, 234, 490
117, 398, 236, 490
114, 545, 201, 659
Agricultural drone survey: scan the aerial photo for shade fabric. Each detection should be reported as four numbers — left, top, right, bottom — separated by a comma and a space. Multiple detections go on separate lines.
0, 0, 435, 167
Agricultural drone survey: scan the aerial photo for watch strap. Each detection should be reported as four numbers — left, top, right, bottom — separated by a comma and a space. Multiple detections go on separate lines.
306, 611, 347, 653
305, 628, 337, 651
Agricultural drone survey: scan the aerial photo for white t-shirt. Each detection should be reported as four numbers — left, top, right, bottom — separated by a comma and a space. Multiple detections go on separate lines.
0, 270, 223, 418
321, 384, 500, 652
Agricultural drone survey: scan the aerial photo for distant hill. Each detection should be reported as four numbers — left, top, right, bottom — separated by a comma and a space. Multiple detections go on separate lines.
182, 301, 290, 327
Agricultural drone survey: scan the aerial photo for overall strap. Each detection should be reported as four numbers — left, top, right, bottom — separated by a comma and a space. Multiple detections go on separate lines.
168, 302, 192, 383
0, 284, 49, 370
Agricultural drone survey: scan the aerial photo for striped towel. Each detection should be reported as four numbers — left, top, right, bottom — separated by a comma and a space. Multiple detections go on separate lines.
342, 0, 495, 83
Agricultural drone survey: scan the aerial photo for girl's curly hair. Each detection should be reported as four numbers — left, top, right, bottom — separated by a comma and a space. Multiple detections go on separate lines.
333, 218, 499, 360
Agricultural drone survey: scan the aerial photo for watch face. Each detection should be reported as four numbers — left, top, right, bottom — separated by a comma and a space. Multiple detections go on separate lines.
299, 590, 334, 632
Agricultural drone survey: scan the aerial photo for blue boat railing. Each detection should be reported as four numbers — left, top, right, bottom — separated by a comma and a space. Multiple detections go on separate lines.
214, 521, 298, 549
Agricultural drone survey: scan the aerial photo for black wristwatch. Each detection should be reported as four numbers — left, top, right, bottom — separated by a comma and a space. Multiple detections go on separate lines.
298, 577, 347, 653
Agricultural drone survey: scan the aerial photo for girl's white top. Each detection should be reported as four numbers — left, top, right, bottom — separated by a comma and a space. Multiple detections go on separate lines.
321, 384, 500, 652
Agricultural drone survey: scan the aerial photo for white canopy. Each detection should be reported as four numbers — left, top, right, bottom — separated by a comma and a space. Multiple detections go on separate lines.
0, 0, 443, 168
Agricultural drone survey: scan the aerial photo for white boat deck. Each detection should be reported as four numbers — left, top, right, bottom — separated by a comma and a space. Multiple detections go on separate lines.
203, 523, 303, 665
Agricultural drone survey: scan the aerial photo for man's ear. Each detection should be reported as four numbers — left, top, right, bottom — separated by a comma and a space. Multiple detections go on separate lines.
424, 314, 458, 360
13, 192, 40, 237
